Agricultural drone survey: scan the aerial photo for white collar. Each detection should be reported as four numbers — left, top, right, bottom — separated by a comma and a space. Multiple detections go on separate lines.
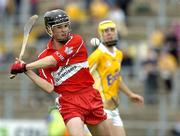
98, 43, 117, 57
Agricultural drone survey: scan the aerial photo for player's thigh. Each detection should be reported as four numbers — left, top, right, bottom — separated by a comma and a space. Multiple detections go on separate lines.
111, 125, 126, 136
66, 117, 84, 136
87, 119, 112, 136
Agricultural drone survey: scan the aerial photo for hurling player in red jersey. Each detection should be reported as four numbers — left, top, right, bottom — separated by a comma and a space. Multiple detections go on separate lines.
10, 9, 112, 136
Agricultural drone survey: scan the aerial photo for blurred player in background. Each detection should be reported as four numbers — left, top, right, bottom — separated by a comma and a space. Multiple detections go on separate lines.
47, 105, 69, 136
88, 20, 144, 136
10, 9, 112, 136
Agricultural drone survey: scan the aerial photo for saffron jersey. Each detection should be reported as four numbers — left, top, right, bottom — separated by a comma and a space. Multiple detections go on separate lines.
38, 34, 94, 94
88, 44, 123, 109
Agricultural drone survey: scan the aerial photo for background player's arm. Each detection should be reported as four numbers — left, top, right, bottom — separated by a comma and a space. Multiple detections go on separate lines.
119, 79, 144, 104
25, 70, 54, 93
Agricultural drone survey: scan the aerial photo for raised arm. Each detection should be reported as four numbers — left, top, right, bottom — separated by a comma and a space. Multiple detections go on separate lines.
26, 56, 57, 70
26, 36, 85, 70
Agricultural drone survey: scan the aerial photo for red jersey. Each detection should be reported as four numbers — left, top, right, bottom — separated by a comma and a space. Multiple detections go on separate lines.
38, 34, 94, 93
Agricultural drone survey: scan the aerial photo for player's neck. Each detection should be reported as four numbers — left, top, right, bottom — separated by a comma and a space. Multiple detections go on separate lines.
53, 39, 63, 50
107, 46, 114, 53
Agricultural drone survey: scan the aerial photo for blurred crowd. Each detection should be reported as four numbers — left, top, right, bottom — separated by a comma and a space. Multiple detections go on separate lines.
120, 19, 180, 105
140, 20, 180, 105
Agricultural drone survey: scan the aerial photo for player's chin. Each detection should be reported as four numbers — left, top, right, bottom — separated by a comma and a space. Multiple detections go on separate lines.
61, 35, 69, 40
56, 36, 67, 42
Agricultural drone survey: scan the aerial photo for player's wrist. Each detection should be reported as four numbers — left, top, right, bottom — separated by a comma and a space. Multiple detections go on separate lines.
23, 63, 27, 72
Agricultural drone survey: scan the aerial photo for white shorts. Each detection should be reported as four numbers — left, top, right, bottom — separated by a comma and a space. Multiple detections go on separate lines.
104, 108, 124, 126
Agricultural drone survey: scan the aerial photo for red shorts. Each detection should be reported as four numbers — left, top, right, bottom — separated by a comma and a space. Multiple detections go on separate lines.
57, 86, 107, 125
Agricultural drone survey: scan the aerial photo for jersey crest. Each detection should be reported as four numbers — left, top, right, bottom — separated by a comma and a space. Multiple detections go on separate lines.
105, 60, 112, 67
64, 46, 73, 55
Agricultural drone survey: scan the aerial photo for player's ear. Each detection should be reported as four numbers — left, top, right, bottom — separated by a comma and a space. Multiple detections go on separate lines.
46, 26, 53, 37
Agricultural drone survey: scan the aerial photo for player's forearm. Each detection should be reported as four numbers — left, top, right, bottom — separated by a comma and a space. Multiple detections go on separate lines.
89, 63, 97, 73
25, 70, 54, 93
120, 79, 134, 97
26, 56, 57, 70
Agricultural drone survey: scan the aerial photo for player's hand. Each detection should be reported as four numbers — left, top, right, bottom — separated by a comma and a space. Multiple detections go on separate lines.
129, 93, 144, 105
10, 58, 27, 74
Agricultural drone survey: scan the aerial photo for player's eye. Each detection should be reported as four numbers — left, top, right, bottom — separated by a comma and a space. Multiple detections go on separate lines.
104, 28, 115, 33
64, 24, 68, 27
57, 26, 62, 29
54, 25, 62, 29
110, 28, 115, 32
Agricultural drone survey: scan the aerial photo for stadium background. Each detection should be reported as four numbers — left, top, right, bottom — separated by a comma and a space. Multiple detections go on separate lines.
0, 0, 180, 136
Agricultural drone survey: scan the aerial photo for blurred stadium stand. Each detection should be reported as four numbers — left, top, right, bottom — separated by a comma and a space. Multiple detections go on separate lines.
0, 0, 180, 136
